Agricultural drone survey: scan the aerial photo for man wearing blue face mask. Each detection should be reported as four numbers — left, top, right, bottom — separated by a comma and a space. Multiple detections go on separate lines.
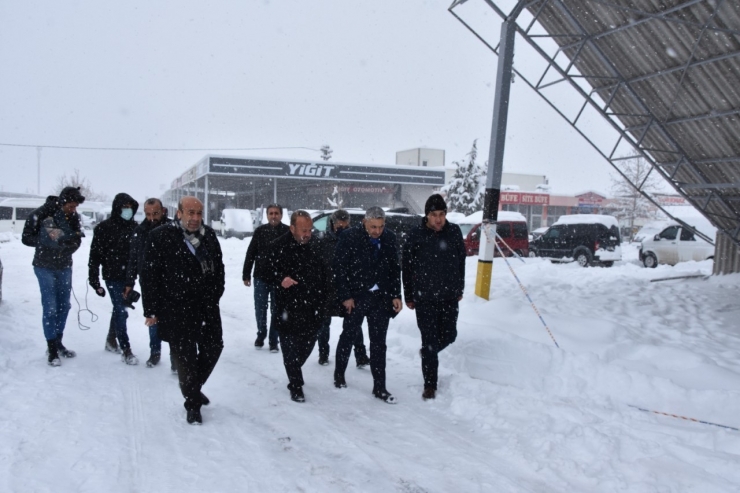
89, 193, 140, 365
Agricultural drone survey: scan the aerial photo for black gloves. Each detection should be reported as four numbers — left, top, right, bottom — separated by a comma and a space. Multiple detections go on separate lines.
90, 280, 105, 297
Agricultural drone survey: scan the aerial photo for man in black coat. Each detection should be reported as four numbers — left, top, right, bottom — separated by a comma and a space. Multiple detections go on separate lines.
317, 210, 369, 366
142, 196, 225, 425
334, 206, 403, 404
402, 194, 466, 400
270, 211, 331, 402
22, 186, 85, 366
88, 193, 140, 364
242, 204, 290, 351
124, 197, 174, 369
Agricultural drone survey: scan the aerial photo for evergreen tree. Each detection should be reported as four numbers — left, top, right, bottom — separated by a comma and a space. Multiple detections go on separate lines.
442, 140, 485, 216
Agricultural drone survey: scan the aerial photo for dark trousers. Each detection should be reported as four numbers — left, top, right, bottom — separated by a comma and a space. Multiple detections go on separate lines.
105, 280, 130, 351
415, 300, 459, 390
317, 317, 367, 361
335, 293, 390, 391
171, 329, 224, 412
278, 311, 321, 390
254, 277, 279, 346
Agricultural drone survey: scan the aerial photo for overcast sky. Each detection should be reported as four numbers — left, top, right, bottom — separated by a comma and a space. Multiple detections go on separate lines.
0, 0, 617, 202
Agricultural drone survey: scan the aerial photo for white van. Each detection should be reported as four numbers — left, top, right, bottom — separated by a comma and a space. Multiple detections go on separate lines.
639, 222, 715, 267
0, 198, 46, 234
220, 209, 256, 239
75, 201, 107, 229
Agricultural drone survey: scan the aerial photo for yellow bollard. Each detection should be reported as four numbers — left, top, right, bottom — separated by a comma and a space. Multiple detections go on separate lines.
475, 260, 492, 300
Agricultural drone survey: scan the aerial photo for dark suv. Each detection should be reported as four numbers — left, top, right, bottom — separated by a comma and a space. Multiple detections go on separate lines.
529, 216, 622, 267
311, 208, 420, 251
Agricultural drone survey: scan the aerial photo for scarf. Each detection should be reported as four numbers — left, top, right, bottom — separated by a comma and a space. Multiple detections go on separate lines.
178, 220, 214, 273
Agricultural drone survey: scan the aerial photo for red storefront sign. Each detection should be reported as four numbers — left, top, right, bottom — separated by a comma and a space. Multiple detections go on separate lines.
500, 192, 549, 205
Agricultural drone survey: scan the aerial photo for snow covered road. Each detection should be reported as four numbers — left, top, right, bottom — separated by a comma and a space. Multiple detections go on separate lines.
1, 233, 739, 492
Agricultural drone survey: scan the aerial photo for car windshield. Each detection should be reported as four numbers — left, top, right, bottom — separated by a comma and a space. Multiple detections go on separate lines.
458, 223, 475, 237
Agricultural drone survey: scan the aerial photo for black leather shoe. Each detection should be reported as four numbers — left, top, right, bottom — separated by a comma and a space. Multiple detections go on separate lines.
373, 389, 397, 404
290, 387, 305, 403
200, 392, 210, 406
186, 409, 202, 425
334, 375, 347, 388
422, 387, 436, 400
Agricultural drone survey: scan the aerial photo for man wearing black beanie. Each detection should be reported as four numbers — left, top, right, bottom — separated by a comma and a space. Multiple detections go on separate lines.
22, 186, 85, 366
402, 194, 466, 400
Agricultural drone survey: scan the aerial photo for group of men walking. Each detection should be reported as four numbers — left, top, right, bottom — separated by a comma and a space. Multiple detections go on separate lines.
241, 195, 466, 406
23, 188, 466, 425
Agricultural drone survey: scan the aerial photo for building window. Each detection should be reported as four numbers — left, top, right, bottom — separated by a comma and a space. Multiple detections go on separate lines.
422, 160, 428, 167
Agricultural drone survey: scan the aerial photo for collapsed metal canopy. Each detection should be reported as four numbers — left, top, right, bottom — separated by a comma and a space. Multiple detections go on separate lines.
451, 0, 740, 247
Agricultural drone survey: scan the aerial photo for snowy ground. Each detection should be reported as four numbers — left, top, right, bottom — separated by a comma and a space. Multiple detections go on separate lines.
1, 232, 739, 492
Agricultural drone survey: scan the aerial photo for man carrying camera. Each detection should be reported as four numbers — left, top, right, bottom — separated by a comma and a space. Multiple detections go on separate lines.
88, 193, 140, 365
22, 186, 86, 366
125, 197, 174, 369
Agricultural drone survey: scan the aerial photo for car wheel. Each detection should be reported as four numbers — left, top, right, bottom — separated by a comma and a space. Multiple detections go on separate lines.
643, 252, 657, 268
574, 249, 592, 267
528, 250, 537, 258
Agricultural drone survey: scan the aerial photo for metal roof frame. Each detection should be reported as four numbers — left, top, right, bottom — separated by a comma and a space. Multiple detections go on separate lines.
450, 0, 740, 246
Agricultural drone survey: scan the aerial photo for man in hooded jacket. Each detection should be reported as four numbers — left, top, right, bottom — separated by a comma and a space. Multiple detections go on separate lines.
88, 192, 140, 364
142, 196, 225, 425
22, 186, 85, 366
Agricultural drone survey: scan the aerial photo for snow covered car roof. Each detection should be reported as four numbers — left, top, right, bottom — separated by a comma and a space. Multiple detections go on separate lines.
553, 214, 618, 229
459, 210, 527, 224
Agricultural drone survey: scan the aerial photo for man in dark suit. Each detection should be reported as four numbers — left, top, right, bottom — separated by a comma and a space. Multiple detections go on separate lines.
333, 206, 402, 404
142, 196, 225, 425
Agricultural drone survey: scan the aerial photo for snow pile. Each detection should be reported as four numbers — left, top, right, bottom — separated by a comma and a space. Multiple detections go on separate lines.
1, 234, 739, 492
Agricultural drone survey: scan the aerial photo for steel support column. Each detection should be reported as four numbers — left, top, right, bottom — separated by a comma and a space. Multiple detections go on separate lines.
476, 16, 518, 300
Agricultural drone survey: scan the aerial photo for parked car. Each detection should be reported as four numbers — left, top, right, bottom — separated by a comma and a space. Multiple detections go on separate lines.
531, 226, 549, 240
220, 209, 256, 239
458, 211, 529, 257
529, 214, 621, 267
311, 208, 420, 252
639, 223, 714, 268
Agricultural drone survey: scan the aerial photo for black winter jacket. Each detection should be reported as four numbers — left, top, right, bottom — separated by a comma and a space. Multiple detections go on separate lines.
141, 222, 225, 343
269, 232, 331, 327
334, 223, 402, 304
125, 215, 171, 288
88, 193, 139, 287
242, 222, 290, 282
21, 196, 84, 270
402, 218, 466, 304
319, 228, 345, 317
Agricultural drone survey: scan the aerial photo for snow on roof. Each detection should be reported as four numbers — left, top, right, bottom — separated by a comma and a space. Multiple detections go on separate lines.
553, 214, 618, 228
459, 210, 527, 224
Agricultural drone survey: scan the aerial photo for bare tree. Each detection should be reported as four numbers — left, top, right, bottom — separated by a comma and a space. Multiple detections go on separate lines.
53, 169, 108, 202
609, 154, 663, 240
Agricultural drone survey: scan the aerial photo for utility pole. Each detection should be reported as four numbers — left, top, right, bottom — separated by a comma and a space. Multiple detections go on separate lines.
475, 5, 523, 299
37, 146, 42, 195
